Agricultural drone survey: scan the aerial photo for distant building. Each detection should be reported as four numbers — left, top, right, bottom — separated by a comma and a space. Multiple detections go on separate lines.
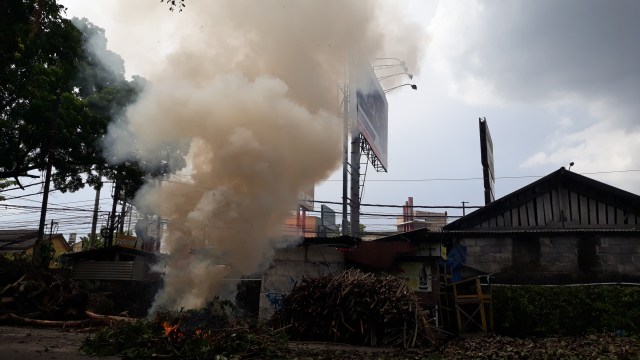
397, 197, 447, 232
0, 229, 71, 268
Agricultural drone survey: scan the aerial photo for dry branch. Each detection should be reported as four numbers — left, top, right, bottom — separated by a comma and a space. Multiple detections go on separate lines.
272, 269, 437, 349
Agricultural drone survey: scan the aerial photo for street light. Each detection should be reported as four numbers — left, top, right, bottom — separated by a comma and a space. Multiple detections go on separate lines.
377, 71, 413, 81
370, 57, 409, 72
384, 83, 418, 93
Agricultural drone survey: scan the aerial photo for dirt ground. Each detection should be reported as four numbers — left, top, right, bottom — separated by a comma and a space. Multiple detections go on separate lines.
0, 325, 118, 360
0, 326, 415, 360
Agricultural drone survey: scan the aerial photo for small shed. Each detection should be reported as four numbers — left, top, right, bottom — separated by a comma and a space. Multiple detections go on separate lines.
443, 167, 640, 283
62, 245, 161, 281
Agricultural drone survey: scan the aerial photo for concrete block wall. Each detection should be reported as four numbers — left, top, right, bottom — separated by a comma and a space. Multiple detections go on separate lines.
538, 237, 578, 275
598, 237, 640, 274
259, 245, 344, 319
460, 238, 513, 273
459, 235, 640, 282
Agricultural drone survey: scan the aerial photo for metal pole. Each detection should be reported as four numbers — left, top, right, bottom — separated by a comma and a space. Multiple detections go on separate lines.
462, 201, 468, 216
349, 54, 361, 238
341, 69, 349, 235
350, 134, 360, 238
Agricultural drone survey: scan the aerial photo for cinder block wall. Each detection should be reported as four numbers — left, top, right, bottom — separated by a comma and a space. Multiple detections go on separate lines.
259, 245, 344, 319
458, 235, 640, 283
598, 237, 640, 275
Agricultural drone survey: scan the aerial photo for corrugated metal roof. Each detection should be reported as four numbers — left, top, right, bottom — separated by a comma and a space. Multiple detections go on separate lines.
442, 228, 640, 236
0, 229, 67, 252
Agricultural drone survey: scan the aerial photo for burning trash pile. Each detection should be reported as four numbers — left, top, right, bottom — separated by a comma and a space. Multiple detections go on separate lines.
81, 299, 289, 359
271, 269, 438, 348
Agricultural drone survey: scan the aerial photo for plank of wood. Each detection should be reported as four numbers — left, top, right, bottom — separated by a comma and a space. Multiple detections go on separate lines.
496, 214, 504, 227
551, 189, 560, 223
559, 188, 570, 224
570, 192, 580, 223
504, 210, 512, 227
543, 192, 553, 225
519, 204, 528, 227
527, 200, 536, 226
607, 205, 615, 225
580, 195, 589, 225
536, 195, 546, 226
589, 198, 598, 225
616, 208, 625, 225
598, 202, 607, 225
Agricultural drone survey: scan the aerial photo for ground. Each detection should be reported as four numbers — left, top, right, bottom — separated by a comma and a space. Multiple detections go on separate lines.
0, 326, 118, 360
2, 325, 638, 359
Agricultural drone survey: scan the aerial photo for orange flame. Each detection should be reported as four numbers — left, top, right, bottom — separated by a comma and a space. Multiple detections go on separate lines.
162, 321, 180, 336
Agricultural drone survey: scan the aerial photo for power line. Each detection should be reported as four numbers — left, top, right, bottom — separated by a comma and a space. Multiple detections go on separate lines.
310, 199, 482, 209
320, 169, 640, 182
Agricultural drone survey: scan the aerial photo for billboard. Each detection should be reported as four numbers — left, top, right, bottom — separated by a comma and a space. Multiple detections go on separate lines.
479, 117, 495, 204
356, 62, 389, 171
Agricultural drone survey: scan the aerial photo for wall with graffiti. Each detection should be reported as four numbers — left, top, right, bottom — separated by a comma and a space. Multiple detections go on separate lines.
259, 245, 344, 319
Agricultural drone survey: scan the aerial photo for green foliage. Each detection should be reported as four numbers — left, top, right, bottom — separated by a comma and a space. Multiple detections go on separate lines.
0, 179, 16, 200
81, 303, 289, 359
79, 233, 104, 250
492, 285, 640, 336
0, 0, 86, 181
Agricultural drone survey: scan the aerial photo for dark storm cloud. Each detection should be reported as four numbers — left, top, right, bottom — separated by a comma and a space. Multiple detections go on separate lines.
437, 0, 640, 126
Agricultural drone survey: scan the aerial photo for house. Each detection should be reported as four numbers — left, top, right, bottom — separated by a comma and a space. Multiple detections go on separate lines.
443, 167, 640, 283
0, 229, 71, 256
61, 245, 161, 281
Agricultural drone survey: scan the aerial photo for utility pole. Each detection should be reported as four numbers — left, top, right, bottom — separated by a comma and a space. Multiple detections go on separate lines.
461, 201, 468, 216
341, 64, 350, 236
108, 179, 121, 247
90, 175, 102, 241
127, 205, 133, 235
154, 177, 163, 252
350, 133, 361, 238
119, 197, 127, 234
35, 94, 59, 266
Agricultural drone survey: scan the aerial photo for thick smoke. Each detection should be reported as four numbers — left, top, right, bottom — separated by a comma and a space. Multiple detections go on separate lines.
104, 0, 422, 311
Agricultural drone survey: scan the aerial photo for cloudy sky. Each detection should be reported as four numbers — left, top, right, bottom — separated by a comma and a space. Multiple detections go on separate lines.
3, 0, 639, 235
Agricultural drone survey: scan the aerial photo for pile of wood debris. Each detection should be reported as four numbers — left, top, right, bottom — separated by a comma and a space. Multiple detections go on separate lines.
0, 257, 133, 327
271, 269, 437, 348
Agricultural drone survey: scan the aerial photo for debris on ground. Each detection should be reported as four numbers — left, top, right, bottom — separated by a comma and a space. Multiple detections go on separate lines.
439, 333, 640, 360
271, 269, 438, 348
0, 256, 138, 327
0, 257, 87, 321
81, 300, 290, 359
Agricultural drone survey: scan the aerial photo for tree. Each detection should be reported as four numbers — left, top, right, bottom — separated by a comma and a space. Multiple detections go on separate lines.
0, 179, 16, 201
0, 0, 87, 186
79, 233, 103, 250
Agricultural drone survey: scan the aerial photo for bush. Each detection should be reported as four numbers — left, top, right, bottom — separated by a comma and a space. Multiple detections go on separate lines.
492, 285, 640, 336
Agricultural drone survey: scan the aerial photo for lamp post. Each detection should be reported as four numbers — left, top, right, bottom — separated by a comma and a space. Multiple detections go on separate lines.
341, 57, 416, 238
384, 83, 418, 93
377, 71, 413, 81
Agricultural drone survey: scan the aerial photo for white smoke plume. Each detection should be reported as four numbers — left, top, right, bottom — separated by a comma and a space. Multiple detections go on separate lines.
104, 0, 423, 311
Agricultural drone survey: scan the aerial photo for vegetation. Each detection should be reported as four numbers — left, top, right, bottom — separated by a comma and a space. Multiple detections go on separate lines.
81, 300, 289, 359
493, 285, 640, 336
